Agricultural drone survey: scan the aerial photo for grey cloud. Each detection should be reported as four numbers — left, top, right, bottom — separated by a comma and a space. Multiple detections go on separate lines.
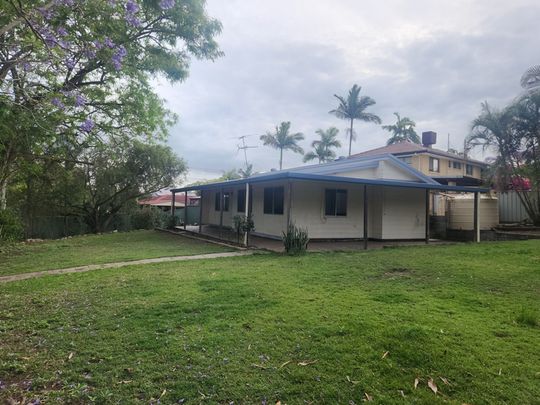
155, 1, 540, 183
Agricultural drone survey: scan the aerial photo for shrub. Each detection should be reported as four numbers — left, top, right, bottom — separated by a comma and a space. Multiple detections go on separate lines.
0, 209, 24, 243
130, 207, 167, 230
282, 223, 309, 255
233, 214, 255, 244
166, 213, 179, 230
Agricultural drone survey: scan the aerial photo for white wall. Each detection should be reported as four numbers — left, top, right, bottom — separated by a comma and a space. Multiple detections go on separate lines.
291, 181, 365, 239
201, 181, 427, 240
380, 187, 426, 239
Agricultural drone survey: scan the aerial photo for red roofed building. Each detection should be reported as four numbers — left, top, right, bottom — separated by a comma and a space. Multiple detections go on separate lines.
138, 192, 199, 211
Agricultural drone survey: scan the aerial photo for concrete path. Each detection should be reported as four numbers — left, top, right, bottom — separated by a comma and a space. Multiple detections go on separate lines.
0, 251, 254, 284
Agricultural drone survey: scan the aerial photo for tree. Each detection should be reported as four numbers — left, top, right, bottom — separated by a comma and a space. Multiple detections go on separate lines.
467, 97, 540, 224
221, 169, 241, 181
521, 65, 540, 91
303, 127, 341, 163
64, 141, 185, 233
382, 112, 420, 145
238, 164, 254, 178
260, 122, 304, 170
329, 84, 381, 156
0, 0, 222, 209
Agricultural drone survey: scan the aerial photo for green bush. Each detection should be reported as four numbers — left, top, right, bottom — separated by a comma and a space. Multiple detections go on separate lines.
282, 223, 309, 255
0, 209, 24, 243
130, 207, 168, 230
233, 214, 255, 244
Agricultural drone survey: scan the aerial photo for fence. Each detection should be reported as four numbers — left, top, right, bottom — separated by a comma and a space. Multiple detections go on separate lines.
25, 214, 132, 239
173, 206, 200, 225
498, 191, 532, 223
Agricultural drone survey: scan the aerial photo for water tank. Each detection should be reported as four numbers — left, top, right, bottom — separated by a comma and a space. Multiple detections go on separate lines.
422, 131, 437, 147
447, 195, 499, 230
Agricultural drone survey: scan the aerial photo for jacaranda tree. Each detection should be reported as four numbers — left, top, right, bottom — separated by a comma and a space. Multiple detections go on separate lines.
0, 0, 222, 209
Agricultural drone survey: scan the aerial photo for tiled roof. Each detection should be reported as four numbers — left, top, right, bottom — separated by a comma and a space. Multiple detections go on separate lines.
138, 193, 199, 206
351, 141, 487, 166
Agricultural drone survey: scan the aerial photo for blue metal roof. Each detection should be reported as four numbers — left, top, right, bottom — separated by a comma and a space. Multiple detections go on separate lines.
171, 170, 489, 193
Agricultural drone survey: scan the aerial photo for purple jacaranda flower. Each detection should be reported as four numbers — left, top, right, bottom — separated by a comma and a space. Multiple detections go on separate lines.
22, 62, 32, 72
74, 94, 86, 107
126, 0, 139, 14
65, 58, 76, 69
125, 15, 141, 27
80, 119, 95, 133
38, 7, 56, 20
55, 0, 75, 6
111, 45, 127, 70
159, 0, 175, 10
84, 48, 97, 59
51, 97, 65, 110
93, 40, 103, 50
57, 27, 68, 36
103, 37, 115, 48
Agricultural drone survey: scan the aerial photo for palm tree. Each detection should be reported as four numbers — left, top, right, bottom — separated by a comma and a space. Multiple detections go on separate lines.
520, 65, 540, 91
382, 112, 420, 145
238, 163, 254, 178
260, 122, 304, 170
304, 127, 341, 163
329, 84, 381, 156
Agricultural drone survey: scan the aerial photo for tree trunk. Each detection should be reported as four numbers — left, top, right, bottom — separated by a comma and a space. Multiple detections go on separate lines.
279, 148, 283, 170
0, 178, 7, 210
348, 119, 354, 156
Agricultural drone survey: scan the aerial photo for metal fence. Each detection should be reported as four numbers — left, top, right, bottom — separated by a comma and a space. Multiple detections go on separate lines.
498, 191, 532, 223
173, 206, 200, 225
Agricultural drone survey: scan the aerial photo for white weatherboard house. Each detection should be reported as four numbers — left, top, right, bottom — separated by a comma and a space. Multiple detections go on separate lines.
171, 154, 489, 246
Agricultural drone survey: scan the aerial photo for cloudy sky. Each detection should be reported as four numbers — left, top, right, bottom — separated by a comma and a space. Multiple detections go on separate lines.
154, 0, 539, 184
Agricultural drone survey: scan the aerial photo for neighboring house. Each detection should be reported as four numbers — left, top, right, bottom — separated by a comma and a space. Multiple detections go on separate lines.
172, 154, 488, 245
138, 192, 199, 211
352, 132, 488, 186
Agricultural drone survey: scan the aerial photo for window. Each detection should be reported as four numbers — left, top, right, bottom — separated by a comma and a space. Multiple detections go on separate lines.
466, 164, 474, 175
399, 156, 412, 165
452, 161, 462, 169
325, 189, 347, 216
429, 157, 439, 172
263, 186, 284, 215
237, 189, 246, 213
214, 192, 230, 211
448, 160, 452, 168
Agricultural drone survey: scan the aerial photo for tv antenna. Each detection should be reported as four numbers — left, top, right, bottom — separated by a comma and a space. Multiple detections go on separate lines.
231, 134, 259, 167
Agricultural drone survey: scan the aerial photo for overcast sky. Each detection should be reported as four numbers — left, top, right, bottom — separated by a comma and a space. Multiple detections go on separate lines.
154, 0, 539, 184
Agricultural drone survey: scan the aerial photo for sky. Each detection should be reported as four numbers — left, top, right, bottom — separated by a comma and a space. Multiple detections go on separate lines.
153, 0, 540, 184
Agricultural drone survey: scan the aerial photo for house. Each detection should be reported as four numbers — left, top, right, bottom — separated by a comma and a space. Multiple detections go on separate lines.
352, 132, 488, 186
138, 192, 199, 211
171, 154, 488, 246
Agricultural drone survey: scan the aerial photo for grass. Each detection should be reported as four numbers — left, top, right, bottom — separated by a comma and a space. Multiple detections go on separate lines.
0, 230, 233, 276
0, 240, 539, 404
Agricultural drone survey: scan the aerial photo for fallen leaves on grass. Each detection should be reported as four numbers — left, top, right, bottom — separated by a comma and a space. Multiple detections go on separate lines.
439, 376, 451, 385
251, 363, 270, 370
381, 351, 389, 359
364, 392, 373, 401
279, 360, 291, 369
428, 378, 438, 394
297, 360, 317, 366
346, 376, 360, 385
414, 378, 420, 389
67, 352, 74, 360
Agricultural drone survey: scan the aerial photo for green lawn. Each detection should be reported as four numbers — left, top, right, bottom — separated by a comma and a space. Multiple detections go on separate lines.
0, 230, 233, 276
0, 241, 539, 404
